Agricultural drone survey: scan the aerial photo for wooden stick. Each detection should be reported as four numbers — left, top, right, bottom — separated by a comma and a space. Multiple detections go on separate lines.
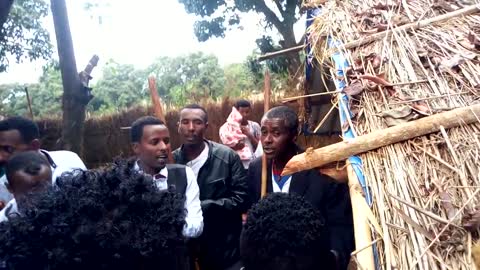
147, 76, 166, 123
24, 87, 34, 120
282, 103, 480, 175
257, 44, 305, 62
342, 4, 480, 50
261, 69, 271, 198
347, 161, 375, 270
147, 76, 173, 164
390, 91, 469, 105
282, 90, 342, 102
313, 99, 338, 133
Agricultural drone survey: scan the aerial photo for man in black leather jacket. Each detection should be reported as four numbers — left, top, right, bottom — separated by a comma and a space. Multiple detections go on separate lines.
173, 104, 250, 270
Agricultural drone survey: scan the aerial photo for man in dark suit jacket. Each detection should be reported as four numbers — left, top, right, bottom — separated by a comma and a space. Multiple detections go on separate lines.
247, 106, 354, 270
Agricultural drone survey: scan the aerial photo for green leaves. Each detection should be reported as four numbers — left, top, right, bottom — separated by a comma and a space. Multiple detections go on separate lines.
0, 0, 53, 72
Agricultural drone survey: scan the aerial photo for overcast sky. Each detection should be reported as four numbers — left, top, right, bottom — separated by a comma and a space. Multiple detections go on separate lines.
0, 0, 305, 84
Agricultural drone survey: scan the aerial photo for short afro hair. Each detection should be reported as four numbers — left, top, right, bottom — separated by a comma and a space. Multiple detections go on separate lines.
240, 193, 335, 270
234, 99, 251, 109
181, 104, 208, 123
0, 159, 187, 270
5, 151, 50, 186
262, 106, 298, 135
130, 116, 165, 143
0, 116, 40, 143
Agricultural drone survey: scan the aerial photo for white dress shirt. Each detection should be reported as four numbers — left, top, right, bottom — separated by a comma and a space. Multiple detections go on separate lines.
186, 142, 209, 177
135, 162, 204, 238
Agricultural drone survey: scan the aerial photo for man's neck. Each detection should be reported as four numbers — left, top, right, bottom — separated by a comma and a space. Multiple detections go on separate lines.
138, 160, 163, 176
184, 141, 206, 162
272, 146, 297, 172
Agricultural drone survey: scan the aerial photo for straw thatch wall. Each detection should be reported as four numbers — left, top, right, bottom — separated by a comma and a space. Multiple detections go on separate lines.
37, 99, 339, 168
307, 1, 480, 269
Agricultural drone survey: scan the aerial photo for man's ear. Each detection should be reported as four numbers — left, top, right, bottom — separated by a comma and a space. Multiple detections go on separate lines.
29, 139, 41, 151
205, 121, 209, 129
132, 142, 140, 155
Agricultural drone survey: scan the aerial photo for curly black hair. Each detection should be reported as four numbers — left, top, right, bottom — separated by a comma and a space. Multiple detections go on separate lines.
0, 159, 187, 270
240, 193, 337, 270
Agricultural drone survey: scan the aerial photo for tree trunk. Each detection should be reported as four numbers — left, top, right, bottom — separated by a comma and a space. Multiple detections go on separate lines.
0, 0, 14, 38
50, 0, 87, 156
280, 26, 302, 81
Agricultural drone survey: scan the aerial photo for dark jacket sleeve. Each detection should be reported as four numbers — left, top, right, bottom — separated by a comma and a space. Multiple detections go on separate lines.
246, 157, 261, 205
322, 177, 355, 270
200, 151, 251, 214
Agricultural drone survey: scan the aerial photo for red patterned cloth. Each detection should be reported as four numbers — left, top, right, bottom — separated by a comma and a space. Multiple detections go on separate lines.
219, 107, 253, 161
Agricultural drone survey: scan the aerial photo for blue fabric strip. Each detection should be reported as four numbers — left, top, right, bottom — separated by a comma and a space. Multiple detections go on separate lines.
306, 6, 379, 269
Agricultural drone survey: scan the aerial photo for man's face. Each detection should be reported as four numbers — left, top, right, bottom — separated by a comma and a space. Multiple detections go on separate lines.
260, 118, 295, 160
0, 130, 32, 169
133, 125, 170, 172
8, 164, 52, 200
178, 108, 208, 146
238, 106, 251, 124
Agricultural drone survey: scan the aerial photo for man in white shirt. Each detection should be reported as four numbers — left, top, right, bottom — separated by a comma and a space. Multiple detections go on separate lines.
130, 116, 203, 238
0, 117, 87, 211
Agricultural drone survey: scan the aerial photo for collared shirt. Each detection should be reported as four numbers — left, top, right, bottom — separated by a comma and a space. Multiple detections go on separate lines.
135, 162, 204, 238
272, 169, 292, 193
0, 149, 87, 222
186, 142, 209, 177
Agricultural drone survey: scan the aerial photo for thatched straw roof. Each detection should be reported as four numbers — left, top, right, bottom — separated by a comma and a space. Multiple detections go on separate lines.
305, 0, 480, 269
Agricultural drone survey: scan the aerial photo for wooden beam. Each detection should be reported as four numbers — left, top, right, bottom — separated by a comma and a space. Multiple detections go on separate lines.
282, 103, 480, 175
261, 69, 271, 198
257, 44, 305, 62
147, 76, 166, 123
347, 161, 375, 270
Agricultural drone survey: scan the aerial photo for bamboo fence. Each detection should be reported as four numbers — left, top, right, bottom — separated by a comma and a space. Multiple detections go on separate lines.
306, 0, 480, 269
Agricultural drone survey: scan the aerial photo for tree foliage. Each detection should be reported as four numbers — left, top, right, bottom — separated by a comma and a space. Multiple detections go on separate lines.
178, 0, 303, 75
0, 52, 286, 118
0, 0, 53, 72
0, 60, 62, 117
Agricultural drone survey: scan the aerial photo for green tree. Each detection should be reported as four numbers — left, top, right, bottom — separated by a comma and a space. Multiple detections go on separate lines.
223, 63, 256, 97
0, 61, 63, 118
89, 60, 149, 114
0, 0, 53, 72
177, 0, 303, 76
147, 52, 226, 106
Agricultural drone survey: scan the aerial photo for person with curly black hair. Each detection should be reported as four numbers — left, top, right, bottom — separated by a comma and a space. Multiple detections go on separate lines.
240, 193, 340, 270
0, 151, 52, 222
0, 159, 188, 270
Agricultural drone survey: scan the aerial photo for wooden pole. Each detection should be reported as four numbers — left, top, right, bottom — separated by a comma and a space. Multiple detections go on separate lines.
347, 160, 375, 270
147, 76, 166, 123
24, 87, 34, 120
261, 69, 271, 198
282, 103, 480, 175
342, 4, 480, 50
147, 76, 173, 163
257, 44, 305, 62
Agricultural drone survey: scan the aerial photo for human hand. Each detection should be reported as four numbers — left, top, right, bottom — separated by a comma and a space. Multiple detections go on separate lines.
240, 126, 252, 137
232, 142, 245, 150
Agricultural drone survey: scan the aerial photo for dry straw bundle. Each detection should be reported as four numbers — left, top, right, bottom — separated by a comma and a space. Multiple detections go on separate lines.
305, 0, 480, 269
